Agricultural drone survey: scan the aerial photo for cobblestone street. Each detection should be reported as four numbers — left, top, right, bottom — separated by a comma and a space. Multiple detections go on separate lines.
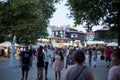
0, 55, 110, 80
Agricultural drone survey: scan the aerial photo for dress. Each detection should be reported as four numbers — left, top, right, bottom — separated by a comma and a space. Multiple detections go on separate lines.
53, 54, 63, 71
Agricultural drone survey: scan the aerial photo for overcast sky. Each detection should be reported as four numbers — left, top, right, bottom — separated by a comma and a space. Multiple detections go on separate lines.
49, 0, 74, 26
49, 0, 103, 32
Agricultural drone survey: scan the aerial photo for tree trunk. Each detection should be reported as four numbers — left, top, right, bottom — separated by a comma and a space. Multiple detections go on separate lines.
118, 28, 120, 46
114, 1, 120, 46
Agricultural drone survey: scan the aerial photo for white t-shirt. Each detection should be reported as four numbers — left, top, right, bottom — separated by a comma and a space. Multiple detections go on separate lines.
43, 49, 51, 62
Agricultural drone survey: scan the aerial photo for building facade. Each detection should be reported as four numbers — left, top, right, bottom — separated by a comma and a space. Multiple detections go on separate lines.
94, 27, 117, 42
51, 26, 85, 47
85, 31, 95, 41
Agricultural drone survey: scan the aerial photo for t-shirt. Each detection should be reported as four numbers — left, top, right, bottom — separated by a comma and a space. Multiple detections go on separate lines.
65, 65, 94, 80
105, 48, 111, 58
43, 49, 51, 62
21, 51, 32, 66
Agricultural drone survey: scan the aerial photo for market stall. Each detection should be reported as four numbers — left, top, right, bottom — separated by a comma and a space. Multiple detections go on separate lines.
107, 42, 118, 46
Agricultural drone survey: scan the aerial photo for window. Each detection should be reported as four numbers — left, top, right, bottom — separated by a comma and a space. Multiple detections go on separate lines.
55, 32, 58, 35
75, 34, 77, 38
71, 34, 74, 38
71, 33, 77, 38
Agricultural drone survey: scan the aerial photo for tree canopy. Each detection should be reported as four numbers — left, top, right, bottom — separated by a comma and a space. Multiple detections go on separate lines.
67, 0, 120, 45
0, 0, 57, 45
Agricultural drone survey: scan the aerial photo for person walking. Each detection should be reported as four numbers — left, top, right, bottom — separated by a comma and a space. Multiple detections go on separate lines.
92, 47, 97, 68
49, 47, 55, 67
29, 45, 36, 63
52, 48, 64, 80
104, 47, 112, 68
36, 46, 45, 80
88, 48, 92, 67
108, 48, 120, 80
19, 46, 32, 80
66, 48, 75, 68
43, 45, 51, 80
65, 50, 94, 80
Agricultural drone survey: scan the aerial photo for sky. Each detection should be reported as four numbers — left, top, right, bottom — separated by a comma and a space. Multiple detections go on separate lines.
49, 0, 103, 32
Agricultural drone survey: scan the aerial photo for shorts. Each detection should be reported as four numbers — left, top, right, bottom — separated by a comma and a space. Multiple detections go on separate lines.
44, 62, 49, 70
22, 65, 30, 72
37, 61, 44, 67
106, 57, 111, 61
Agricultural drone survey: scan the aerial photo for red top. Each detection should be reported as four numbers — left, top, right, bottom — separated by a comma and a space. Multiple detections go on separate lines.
105, 48, 112, 58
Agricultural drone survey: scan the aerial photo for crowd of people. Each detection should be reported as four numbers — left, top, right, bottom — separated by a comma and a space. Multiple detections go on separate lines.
18, 45, 120, 80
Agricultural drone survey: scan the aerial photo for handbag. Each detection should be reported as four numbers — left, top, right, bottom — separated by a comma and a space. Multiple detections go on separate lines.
74, 66, 86, 80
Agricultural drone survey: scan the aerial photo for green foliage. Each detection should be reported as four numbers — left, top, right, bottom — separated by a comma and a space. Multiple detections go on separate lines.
0, 0, 57, 45
97, 47, 105, 55
67, 0, 120, 45
67, 0, 119, 28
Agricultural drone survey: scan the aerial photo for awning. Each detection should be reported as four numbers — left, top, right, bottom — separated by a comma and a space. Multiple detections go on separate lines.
87, 41, 105, 45
107, 42, 118, 46
0, 41, 19, 47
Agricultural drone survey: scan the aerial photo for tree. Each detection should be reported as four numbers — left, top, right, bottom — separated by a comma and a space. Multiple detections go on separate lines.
0, 0, 57, 45
67, 0, 120, 45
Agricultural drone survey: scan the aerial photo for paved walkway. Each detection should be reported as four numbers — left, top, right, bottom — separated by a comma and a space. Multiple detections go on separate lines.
0, 55, 110, 80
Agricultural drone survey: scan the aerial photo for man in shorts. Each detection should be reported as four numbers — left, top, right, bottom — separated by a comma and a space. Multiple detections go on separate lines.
20, 46, 32, 80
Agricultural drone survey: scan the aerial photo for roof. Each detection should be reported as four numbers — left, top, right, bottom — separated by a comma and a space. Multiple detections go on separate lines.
52, 27, 84, 34
50, 37, 70, 40
85, 31, 94, 35
66, 30, 84, 34
95, 27, 109, 32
